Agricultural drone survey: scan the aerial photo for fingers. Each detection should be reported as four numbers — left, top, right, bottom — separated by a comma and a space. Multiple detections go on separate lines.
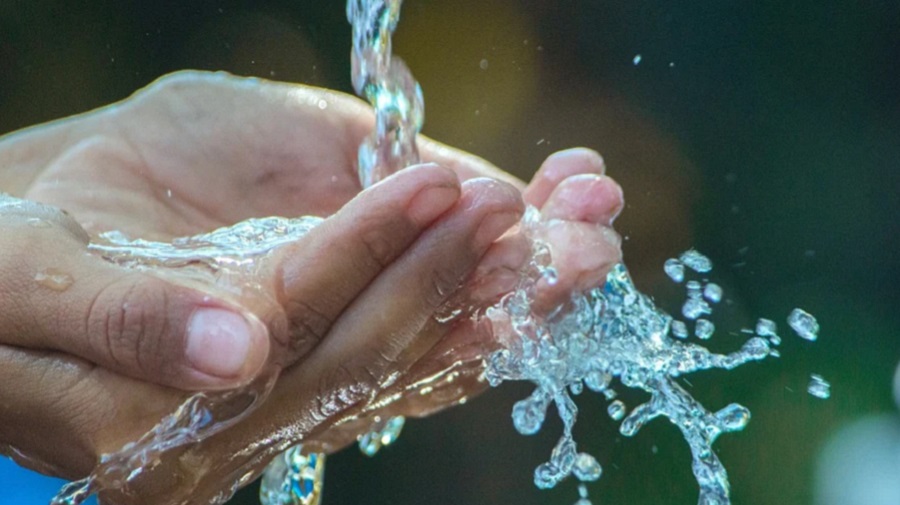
309, 177, 523, 382
523, 147, 606, 208
0, 198, 270, 391
0, 344, 179, 479
93, 178, 525, 505
542, 173, 624, 225
534, 172, 624, 311
466, 150, 624, 312
270, 163, 462, 362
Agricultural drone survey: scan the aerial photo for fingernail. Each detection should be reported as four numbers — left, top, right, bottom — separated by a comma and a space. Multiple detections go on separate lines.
186, 308, 261, 380
545, 148, 605, 179
408, 183, 460, 225
475, 212, 520, 249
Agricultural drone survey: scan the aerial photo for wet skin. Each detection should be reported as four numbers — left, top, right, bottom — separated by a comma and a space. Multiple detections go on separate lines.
0, 71, 623, 503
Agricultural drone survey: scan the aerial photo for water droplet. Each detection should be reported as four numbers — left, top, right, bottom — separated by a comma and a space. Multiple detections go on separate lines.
633, 54, 642, 65
755, 318, 776, 337
573, 453, 602, 482
682, 297, 711, 320
479, 59, 489, 70
607, 400, 626, 421
808, 374, 830, 399
664, 258, 684, 282
358, 416, 405, 456
569, 381, 584, 395
584, 371, 611, 392
671, 320, 689, 339
680, 249, 713, 273
27, 217, 51, 228
715, 403, 750, 432
695, 319, 715, 340
512, 392, 550, 435
166, 189, 172, 198
703, 283, 722, 303
35, 268, 74, 291
788, 308, 819, 341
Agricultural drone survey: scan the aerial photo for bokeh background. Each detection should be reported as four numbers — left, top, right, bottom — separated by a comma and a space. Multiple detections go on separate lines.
2, 1, 899, 504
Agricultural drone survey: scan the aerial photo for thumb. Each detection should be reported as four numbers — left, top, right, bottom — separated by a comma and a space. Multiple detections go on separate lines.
0, 197, 270, 390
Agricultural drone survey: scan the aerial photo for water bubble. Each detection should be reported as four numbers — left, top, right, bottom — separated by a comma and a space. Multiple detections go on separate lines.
715, 404, 750, 432
755, 318, 777, 337
683, 297, 711, 320
671, 320, 689, 339
664, 258, 684, 282
512, 392, 550, 435
788, 308, 819, 341
695, 319, 715, 340
808, 374, 831, 399
633, 54, 642, 65
573, 453, 602, 482
680, 249, 713, 273
534, 462, 562, 489
35, 268, 74, 291
686, 280, 702, 294
703, 283, 723, 303
607, 400, 626, 421
584, 371, 611, 392
479, 59, 489, 70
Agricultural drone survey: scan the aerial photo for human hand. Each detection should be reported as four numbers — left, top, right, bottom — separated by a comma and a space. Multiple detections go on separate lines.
0, 71, 623, 503
0, 71, 520, 486
83, 147, 624, 505
0, 70, 524, 391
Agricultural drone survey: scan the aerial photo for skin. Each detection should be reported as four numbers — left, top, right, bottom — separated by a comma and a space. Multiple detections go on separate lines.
0, 71, 624, 504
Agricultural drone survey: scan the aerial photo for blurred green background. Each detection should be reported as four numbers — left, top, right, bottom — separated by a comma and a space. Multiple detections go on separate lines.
1, 1, 899, 504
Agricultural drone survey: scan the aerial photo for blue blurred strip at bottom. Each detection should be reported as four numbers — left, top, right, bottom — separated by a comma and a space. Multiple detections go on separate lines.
0, 457, 97, 505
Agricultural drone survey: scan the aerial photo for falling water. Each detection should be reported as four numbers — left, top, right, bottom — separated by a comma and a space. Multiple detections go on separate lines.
259, 0, 422, 503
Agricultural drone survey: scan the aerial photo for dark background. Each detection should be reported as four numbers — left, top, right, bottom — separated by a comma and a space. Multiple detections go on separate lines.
1, 1, 899, 504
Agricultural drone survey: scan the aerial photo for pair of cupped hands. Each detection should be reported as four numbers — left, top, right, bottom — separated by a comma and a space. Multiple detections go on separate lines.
0, 71, 623, 504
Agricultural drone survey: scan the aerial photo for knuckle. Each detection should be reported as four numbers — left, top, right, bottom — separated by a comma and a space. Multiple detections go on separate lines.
312, 364, 372, 422
425, 266, 462, 309
356, 220, 399, 270
284, 298, 334, 359
86, 276, 171, 376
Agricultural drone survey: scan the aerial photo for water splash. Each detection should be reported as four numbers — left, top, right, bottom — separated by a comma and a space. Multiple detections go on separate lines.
260, 447, 326, 505
483, 235, 800, 503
